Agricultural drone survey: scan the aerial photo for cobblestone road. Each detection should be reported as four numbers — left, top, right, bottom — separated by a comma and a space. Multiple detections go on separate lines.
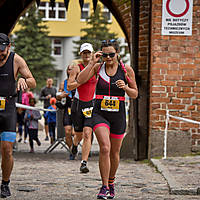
0, 131, 199, 199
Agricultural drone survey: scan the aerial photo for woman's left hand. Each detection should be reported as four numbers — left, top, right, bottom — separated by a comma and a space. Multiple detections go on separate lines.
116, 80, 128, 90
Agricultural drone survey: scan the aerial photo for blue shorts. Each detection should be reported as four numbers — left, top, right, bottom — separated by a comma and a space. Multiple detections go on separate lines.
0, 98, 16, 142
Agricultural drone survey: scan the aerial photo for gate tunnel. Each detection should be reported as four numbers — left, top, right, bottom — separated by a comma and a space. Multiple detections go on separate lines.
0, 0, 151, 160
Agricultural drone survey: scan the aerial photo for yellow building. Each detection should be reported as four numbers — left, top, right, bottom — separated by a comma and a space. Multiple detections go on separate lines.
13, 0, 128, 87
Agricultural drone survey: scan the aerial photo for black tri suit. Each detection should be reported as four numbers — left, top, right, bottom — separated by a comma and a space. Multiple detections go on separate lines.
0, 52, 17, 142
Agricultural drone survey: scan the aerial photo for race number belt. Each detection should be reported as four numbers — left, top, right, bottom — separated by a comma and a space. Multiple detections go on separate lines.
0, 97, 6, 111
82, 107, 93, 118
100, 96, 120, 112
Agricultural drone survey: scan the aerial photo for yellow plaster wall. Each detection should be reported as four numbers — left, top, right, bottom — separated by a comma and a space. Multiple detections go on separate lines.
12, 0, 125, 38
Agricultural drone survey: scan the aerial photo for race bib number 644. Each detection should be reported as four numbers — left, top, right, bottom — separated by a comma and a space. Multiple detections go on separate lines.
0, 97, 6, 111
101, 96, 119, 112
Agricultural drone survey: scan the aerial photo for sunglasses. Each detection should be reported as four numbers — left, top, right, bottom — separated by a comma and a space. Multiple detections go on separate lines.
102, 39, 116, 44
0, 42, 9, 45
102, 53, 116, 58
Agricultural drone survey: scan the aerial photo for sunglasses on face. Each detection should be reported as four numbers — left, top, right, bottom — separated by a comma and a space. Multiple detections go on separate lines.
102, 53, 116, 58
0, 42, 9, 45
102, 39, 116, 44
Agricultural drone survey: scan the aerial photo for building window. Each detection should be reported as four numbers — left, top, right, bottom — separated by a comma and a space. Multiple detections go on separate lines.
52, 39, 62, 56
102, 5, 112, 22
81, 3, 90, 21
39, 1, 66, 21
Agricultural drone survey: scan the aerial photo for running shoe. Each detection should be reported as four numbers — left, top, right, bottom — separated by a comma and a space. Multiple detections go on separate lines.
45, 136, 49, 141
80, 161, 89, 173
107, 184, 115, 199
1, 184, 11, 198
29, 148, 34, 153
97, 185, 108, 199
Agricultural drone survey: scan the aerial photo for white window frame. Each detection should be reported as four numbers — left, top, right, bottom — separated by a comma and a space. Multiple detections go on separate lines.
39, 2, 66, 21
51, 38, 63, 57
80, 3, 90, 21
102, 5, 112, 23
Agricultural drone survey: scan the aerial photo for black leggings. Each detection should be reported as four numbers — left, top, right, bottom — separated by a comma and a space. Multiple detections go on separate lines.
48, 122, 56, 141
28, 129, 39, 149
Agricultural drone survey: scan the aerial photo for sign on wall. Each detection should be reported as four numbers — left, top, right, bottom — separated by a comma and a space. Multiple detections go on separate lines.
162, 0, 193, 36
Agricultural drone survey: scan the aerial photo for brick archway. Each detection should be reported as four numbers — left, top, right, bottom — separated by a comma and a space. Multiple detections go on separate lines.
0, 1, 132, 46
0, 0, 151, 160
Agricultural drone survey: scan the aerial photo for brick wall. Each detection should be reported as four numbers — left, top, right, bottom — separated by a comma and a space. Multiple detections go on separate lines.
101, 0, 200, 158
138, 0, 151, 80
149, 0, 200, 156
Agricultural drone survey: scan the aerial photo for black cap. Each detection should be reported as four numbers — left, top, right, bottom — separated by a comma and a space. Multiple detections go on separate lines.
0, 33, 10, 51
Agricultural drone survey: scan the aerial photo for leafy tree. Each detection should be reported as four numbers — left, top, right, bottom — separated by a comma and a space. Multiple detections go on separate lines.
73, 4, 118, 58
12, 4, 55, 91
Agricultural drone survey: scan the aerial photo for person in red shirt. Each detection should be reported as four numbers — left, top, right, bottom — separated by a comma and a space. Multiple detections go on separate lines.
67, 43, 96, 173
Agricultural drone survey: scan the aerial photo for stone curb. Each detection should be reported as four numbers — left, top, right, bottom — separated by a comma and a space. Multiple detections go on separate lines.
151, 158, 199, 195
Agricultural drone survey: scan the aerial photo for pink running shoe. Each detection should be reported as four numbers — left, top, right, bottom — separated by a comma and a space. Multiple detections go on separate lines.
108, 184, 115, 199
97, 185, 109, 199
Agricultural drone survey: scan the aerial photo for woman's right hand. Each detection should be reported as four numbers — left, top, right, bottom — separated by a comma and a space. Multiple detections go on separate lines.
92, 51, 102, 64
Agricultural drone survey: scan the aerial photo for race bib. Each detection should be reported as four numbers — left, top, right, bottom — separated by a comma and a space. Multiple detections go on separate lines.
82, 107, 93, 118
101, 96, 119, 112
0, 97, 6, 111
68, 107, 71, 115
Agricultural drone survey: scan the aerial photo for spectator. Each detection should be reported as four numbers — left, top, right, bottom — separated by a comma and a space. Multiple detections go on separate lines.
21, 88, 34, 143
45, 97, 57, 144
24, 98, 41, 153
39, 78, 57, 141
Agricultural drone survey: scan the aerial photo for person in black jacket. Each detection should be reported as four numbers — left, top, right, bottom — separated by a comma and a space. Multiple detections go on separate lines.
39, 78, 57, 141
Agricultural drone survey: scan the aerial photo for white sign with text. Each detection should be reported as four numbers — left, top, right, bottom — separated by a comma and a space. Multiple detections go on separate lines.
162, 0, 193, 36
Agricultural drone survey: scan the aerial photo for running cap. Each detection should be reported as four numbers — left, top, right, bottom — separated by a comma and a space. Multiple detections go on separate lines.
50, 97, 57, 105
80, 43, 93, 53
0, 33, 10, 51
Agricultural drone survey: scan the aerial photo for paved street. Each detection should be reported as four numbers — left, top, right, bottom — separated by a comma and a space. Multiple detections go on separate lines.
0, 130, 200, 199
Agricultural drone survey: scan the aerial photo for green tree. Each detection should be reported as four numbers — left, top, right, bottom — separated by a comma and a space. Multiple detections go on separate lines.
73, 4, 118, 58
12, 4, 55, 91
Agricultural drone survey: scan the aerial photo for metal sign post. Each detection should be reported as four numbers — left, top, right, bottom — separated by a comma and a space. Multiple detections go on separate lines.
44, 108, 70, 154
